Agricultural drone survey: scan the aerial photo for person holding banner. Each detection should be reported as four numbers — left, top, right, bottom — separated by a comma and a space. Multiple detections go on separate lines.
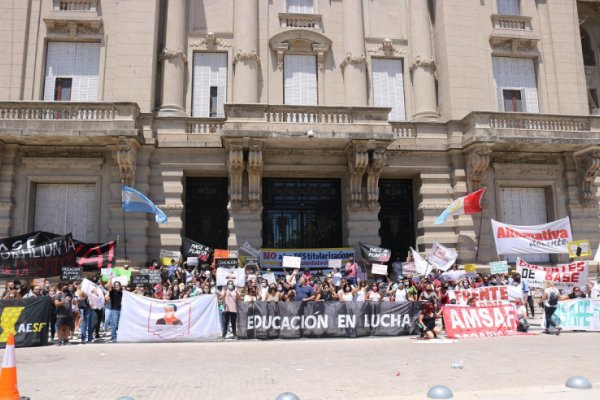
105, 281, 123, 342
541, 281, 562, 335
345, 257, 358, 286
220, 280, 241, 340
418, 302, 442, 339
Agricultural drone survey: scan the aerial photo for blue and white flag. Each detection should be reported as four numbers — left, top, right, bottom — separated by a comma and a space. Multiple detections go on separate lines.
121, 185, 168, 224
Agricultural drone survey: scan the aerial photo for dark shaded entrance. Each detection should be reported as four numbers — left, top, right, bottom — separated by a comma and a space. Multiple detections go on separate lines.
262, 178, 342, 248
185, 177, 229, 249
378, 179, 415, 261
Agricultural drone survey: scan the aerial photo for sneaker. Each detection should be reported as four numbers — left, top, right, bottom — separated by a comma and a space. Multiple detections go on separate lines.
543, 329, 550, 334
556, 327, 562, 336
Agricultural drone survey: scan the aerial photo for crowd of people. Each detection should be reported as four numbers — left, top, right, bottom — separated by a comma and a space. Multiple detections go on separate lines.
2, 255, 600, 342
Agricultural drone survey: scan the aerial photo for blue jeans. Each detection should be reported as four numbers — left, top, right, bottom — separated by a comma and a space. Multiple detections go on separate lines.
109, 309, 120, 342
81, 308, 94, 342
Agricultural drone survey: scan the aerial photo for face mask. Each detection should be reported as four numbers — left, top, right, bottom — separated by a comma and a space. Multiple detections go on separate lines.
262, 283, 267, 288
228, 285, 234, 291
426, 289, 432, 293
345, 288, 351, 293
277, 287, 283, 292
372, 287, 378, 292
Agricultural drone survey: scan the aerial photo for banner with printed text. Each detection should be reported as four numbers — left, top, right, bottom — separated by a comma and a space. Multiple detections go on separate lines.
0, 297, 51, 348
443, 303, 519, 339
216, 267, 246, 287
541, 299, 600, 331
491, 218, 572, 255
447, 285, 523, 305
516, 258, 588, 291
237, 301, 420, 339
259, 248, 355, 269
181, 237, 213, 262
118, 291, 221, 342
75, 240, 116, 271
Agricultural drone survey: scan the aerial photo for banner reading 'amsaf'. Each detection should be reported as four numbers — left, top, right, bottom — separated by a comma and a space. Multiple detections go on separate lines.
443, 303, 519, 339
491, 218, 572, 255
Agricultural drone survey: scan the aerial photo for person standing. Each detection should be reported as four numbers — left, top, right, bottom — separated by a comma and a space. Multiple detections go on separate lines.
542, 280, 561, 335
54, 284, 73, 345
294, 277, 316, 302
105, 281, 123, 342
345, 257, 358, 286
220, 280, 241, 339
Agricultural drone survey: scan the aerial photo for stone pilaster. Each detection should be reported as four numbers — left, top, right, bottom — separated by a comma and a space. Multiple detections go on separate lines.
227, 143, 244, 211
341, 0, 368, 106
574, 149, 600, 208
366, 146, 386, 212
158, 0, 187, 117
409, 0, 439, 119
233, 0, 260, 103
347, 142, 369, 210
116, 137, 139, 186
465, 145, 492, 193
247, 141, 263, 211
0, 144, 17, 238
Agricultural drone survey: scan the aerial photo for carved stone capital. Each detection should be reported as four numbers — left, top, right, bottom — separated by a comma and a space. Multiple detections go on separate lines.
366, 147, 386, 211
340, 52, 367, 70
347, 143, 369, 210
575, 151, 600, 207
160, 47, 188, 63
116, 138, 139, 185
273, 43, 289, 70
466, 146, 492, 192
189, 32, 232, 49
368, 38, 406, 57
228, 143, 244, 211
233, 49, 261, 67
410, 55, 437, 72
247, 142, 264, 211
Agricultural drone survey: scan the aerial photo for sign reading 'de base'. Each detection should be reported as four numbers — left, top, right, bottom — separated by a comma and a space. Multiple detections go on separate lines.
516, 258, 588, 291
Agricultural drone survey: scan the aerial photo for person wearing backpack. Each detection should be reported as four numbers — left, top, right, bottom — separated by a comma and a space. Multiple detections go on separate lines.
542, 280, 562, 335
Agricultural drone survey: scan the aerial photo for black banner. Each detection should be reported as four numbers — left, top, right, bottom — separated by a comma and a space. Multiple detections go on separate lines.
182, 237, 212, 262
0, 232, 76, 277
359, 242, 391, 263
216, 258, 238, 269
0, 297, 51, 348
75, 240, 116, 271
237, 301, 421, 339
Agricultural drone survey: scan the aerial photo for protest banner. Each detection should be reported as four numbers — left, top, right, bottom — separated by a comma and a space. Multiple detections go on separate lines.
359, 242, 391, 263
516, 258, 588, 291
260, 248, 354, 269
541, 299, 600, 331
181, 237, 212, 262
0, 297, 51, 348
216, 258, 239, 269
237, 301, 420, 339
489, 261, 508, 275
81, 278, 105, 310
282, 256, 302, 269
447, 286, 522, 305
61, 266, 82, 282
443, 303, 518, 339
216, 267, 246, 287
402, 262, 417, 276
491, 218, 572, 255
567, 240, 591, 258
118, 291, 221, 342
139, 269, 162, 284
75, 240, 116, 271
328, 259, 342, 269
371, 264, 388, 275
428, 243, 457, 271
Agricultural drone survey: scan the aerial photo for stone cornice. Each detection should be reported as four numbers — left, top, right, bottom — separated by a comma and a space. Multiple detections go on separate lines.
160, 47, 188, 63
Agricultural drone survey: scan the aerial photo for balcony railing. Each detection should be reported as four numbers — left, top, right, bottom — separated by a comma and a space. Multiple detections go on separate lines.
0, 102, 138, 121
491, 14, 533, 31
53, 0, 98, 12
186, 118, 226, 134
279, 13, 322, 29
488, 114, 590, 132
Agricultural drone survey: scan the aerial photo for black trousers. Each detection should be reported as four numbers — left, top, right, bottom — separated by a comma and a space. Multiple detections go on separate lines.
544, 306, 558, 330
93, 308, 104, 336
526, 295, 535, 317
222, 311, 237, 338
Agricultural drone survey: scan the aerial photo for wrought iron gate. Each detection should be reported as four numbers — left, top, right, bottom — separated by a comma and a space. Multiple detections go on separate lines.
378, 179, 415, 261
185, 177, 229, 249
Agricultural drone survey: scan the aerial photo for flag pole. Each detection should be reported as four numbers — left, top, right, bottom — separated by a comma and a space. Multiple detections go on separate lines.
121, 181, 128, 261
474, 186, 487, 262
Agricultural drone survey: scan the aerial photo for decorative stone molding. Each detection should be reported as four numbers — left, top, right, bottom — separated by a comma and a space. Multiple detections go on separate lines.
160, 203, 185, 211
0, 202, 12, 210
575, 151, 600, 207
228, 143, 244, 211
347, 143, 369, 210
272, 43, 289, 70
160, 47, 188, 63
366, 147, 386, 211
247, 142, 263, 211
269, 30, 332, 71
116, 139, 139, 185
44, 18, 103, 37
22, 157, 104, 170
313, 43, 328, 71
232, 49, 261, 67
409, 55, 436, 72
189, 32, 232, 49
340, 52, 367, 70
489, 37, 538, 53
368, 38, 405, 57
466, 146, 492, 192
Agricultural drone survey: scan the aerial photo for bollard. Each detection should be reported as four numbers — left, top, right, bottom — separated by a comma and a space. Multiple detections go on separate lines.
275, 392, 300, 400
565, 376, 592, 389
427, 385, 454, 399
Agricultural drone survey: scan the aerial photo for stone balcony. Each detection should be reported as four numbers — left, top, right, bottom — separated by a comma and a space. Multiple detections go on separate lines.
0, 101, 140, 145
279, 13, 323, 30
489, 14, 539, 52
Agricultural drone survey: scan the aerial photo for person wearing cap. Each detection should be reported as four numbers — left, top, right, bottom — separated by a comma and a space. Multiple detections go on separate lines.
345, 256, 358, 286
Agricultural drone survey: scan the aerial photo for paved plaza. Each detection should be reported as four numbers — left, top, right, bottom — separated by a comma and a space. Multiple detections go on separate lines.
10, 330, 600, 400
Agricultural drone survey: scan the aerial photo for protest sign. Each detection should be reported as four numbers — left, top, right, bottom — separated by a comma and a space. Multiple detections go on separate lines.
112, 276, 129, 286
216, 258, 239, 269
441, 270, 466, 282
489, 261, 508, 275
216, 268, 246, 287
181, 237, 212, 262
282, 256, 302, 269
464, 264, 477, 273
101, 268, 113, 283
186, 257, 199, 267
133, 275, 150, 285
371, 264, 388, 275
491, 218, 572, 255
81, 278, 105, 310
118, 291, 221, 342
541, 299, 600, 331
139, 269, 162, 284
61, 267, 82, 282
428, 243, 457, 271
260, 248, 354, 269
160, 249, 181, 266
262, 273, 276, 284
328, 259, 342, 269
443, 303, 518, 339
237, 301, 420, 339
401, 262, 417, 276
447, 286, 522, 305
0, 297, 51, 348
359, 242, 391, 263
567, 240, 591, 258
516, 258, 588, 291
32, 278, 45, 287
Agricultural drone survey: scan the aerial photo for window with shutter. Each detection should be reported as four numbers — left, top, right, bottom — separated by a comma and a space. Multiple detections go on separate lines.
287, 0, 314, 14
44, 42, 100, 101
284, 55, 317, 105
492, 57, 539, 113
372, 58, 406, 121
34, 184, 98, 242
500, 187, 550, 263
497, 0, 520, 16
192, 53, 228, 117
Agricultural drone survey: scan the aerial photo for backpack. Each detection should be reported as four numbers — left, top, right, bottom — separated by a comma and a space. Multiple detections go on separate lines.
548, 289, 559, 307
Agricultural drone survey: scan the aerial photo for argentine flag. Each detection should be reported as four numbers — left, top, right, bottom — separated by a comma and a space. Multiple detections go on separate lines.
122, 185, 168, 224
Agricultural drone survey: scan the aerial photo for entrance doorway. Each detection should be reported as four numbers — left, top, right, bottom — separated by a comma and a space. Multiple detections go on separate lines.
185, 177, 229, 249
378, 179, 415, 261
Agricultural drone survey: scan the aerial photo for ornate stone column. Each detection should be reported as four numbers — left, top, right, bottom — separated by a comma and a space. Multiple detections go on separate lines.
409, 0, 439, 119
247, 141, 263, 211
158, 0, 187, 117
366, 146, 386, 212
116, 138, 139, 186
233, 0, 260, 103
227, 142, 244, 211
341, 0, 368, 106
575, 149, 600, 207
466, 145, 492, 192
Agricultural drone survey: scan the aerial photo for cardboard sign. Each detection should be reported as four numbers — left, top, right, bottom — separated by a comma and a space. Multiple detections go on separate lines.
464, 264, 477, 273
216, 258, 239, 269
443, 303, 519, 339
371, 263, 388, 275
32, 278, 45, 287
139, 269, 162, 284
112, 276, 129, 286
328, 259, 342, 269
282, 256, 302, 269
101, 268, 113, 283
567, 240, 591, 258
401, 262, 417, 276
489, 261, 508, 275
61, 267, 82, 282
132, 275, 150, 286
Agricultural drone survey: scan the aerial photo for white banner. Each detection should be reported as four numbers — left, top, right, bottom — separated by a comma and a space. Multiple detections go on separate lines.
542, 299, 600, 331
516, 258, 588, 292
428, 243, 457, 271
371, 263, 388, 275
118, 291, 221, 342
491, 218, 572, 255
81, 278, 105, 310
216, 268, 246, 287
282, 256, 302, 269
447, 285, 523, 305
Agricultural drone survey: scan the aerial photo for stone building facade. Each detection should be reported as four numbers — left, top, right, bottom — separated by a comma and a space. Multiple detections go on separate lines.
0, 0, 599, 267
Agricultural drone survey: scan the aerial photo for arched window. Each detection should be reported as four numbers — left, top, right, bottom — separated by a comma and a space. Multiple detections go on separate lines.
581, 28, 596, 66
